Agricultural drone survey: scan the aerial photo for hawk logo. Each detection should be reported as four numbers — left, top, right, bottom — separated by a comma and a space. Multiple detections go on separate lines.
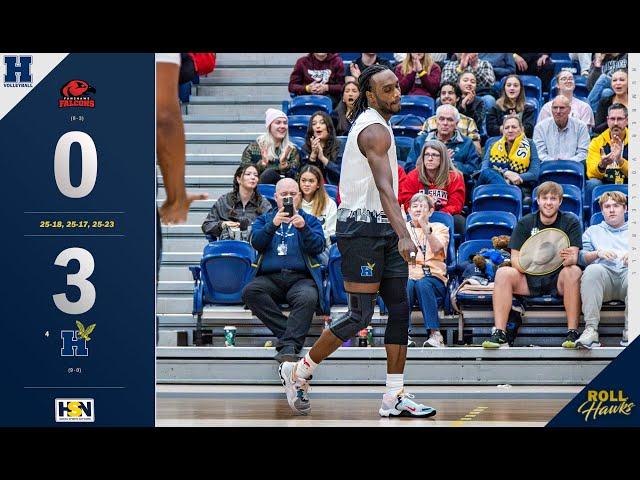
76, 320, 96, 341
360, 262, 375, 277
3, 55, 33, 87
59, 80, 96, 108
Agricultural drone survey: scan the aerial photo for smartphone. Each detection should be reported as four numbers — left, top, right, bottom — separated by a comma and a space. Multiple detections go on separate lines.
283, 196, 295, 217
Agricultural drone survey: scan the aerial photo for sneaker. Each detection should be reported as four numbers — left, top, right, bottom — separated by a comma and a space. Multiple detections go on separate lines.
482, 327, 508, 348
576, 326, 600, 349
423, 331, 445, 348
278, 361, 311, 415
620, 339, 629, 347
407, 336, 416, 347
379, 389, 437, 418
274, 346, 298, 364
562, 329, 580, 349
505, 310, 523, 346
621, 329, 629, 347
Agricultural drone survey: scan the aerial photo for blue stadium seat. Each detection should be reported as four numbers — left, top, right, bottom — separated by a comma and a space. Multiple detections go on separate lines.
464, 211, 517, 241
400, 95, 434, 119
327, 243, 348, 305
289, 136, 307, 161
336, 135, 348, 157
538, 160, 584, 189
257, 184, 277, 208
339, 53, 359, 62
532, 184, 583, 219
178, 81, 191, 103
390, 114, 424, 138
550, 53, 571, 61
550, 75, 589, 99
454, 239, 495, 306
325, 184, 338, 203
551, 59, 580, 76
287, 115, 311, 138
189, 240, 258, 339
520, 75, 543, 104
591, 184, 628, 214
589, 211, 628, 226
427, 211, 457, 275
525, 97, 540, 123
395, 136, 414, 167
472, 184, 523, 218
287, 95, 333, 115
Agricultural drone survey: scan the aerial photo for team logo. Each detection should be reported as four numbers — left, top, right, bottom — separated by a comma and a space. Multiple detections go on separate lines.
360, 262, 375, 277
58, 79, 96, 108
577, 389, 635, 422
3, 55, 33, 87
60, 321, 96, 357
55, 399, 94, 422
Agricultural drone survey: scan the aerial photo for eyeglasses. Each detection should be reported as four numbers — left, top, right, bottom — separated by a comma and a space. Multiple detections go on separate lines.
558, 77, 574, 83
423, 152, 441, 158
607, 116, 627, 122
278, 191, 300, 197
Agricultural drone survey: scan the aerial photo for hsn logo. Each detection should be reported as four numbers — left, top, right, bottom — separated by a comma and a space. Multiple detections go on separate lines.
55, 399, 94, 422
3, 55, 32, 86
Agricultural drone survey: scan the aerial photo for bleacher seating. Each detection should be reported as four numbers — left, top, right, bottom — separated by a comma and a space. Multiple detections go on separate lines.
464, 211, 517, 241
538, 160, 584, 189
400, 95, 434, 119
390, 114, 424, 138
287, 95, 333, 115
257, 184, 277, 208
325, 184, 338, 203
287, 115, 311, 138
289, 136, 307, 161
472, 184, 523, 218
591, 184, 628, 214
395, 136, 414, 166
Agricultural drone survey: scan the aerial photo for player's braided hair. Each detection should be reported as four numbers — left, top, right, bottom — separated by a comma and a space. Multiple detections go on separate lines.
347, 64, 391, 123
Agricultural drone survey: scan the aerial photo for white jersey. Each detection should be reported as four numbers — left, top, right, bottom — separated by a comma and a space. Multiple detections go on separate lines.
155, 53, 180, 65
337, 108, 398, 237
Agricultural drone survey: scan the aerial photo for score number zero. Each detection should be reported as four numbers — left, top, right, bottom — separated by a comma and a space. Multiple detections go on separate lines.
52, 131, 97, 316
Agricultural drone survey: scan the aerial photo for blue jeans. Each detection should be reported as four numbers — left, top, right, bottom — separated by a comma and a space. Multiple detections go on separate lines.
481, 94, 497, 112
587, 74, 614, 112
407, 276, 446, 331
476, 167, 506, 185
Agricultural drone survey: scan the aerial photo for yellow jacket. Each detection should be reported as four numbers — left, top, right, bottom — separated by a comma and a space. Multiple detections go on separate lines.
586, 128, 628, 182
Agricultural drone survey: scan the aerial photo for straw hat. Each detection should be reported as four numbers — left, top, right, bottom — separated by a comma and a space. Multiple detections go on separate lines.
518, 228, 570, 275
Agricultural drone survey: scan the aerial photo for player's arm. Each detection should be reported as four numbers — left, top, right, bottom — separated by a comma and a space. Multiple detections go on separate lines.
358, 124, 416, 261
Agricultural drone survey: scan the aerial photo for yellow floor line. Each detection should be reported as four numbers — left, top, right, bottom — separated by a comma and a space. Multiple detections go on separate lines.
452, 405, 488, 427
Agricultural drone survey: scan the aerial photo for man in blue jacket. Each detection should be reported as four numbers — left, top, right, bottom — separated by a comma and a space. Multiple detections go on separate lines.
242, 178, 327, 363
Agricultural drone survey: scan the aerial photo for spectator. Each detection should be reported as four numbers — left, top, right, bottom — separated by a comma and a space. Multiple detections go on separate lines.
576, 191, 629, 349
512, 52, 554, 94
298, 165, 338, 261
456, 71, 486, 129
242, 178, 327, 363
394, 53, 441, 98
569, 52, 593, 77
288, 53, 345, 107
201, 164, 272, 240
479, 115, 540, 208
346, 53, 392, 82
594, 69, 627, 134
486, 74, 535, 138
399, 139, 466, 235
587, 53, 628, 113
533, 95, 590, 163
405, 193, 450, 348
483, 181, 583, 349
586, 104, 628, 206
241, 108, 300, 184
405, 105, 480, 180
332, 80, 360, 136
537, 71, 594, 129
424, 81, 481, 154
302, 111, 341, 185
479, 53, 516, 81
441, 53, 496, 109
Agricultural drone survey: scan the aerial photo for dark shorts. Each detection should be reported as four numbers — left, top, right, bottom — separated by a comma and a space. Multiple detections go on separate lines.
337, 234, 408, 283
526, 268, 561, 297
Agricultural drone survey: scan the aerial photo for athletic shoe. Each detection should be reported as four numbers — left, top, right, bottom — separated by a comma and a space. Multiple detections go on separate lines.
505, 309, 523, 346
576, 326, 600, 349
423, 331, 445, 348
278, 361, 311, 415
482, 327, 508, 348
621, 329, 629, 347
407, 336, 416, 347
379, 389, 436, 418
561, 329, 580, 349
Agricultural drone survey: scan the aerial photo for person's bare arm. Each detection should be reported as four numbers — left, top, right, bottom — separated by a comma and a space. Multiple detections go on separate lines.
358, 124, 416, 261
156, 61, 207, 224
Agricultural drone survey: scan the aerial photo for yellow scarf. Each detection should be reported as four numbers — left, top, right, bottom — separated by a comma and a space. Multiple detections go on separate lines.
489, 132, 531, 174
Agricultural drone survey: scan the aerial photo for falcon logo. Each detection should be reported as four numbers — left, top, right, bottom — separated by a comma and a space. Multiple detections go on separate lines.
59, 80, 96, 108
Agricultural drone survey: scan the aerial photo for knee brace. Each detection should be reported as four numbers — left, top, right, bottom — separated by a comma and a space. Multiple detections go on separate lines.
329, 292, 376, 341
380, 277, 410, 345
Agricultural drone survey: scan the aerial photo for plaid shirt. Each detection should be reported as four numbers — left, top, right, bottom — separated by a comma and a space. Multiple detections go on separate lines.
422, 113, 480, 142
441, 60, 496, 92
241, 141, 300, 178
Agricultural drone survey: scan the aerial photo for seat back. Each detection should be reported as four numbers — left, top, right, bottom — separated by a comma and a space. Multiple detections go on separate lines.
428, 211, 456, 273
532, 183, 583, 218
465, 211, 517, 241
257, 184, 277, 208
472, 184, 523, 218
390, 114, 424, 138
324, 184, 338, 203
400, 95, 435, 119
287, 115, 311, 138
200, 240, 257, 304
591, 184, 628, 214
287, 95, 333, 115
328, 244, 348, 305
538, 160, 584, 188
395, 136, 414, 166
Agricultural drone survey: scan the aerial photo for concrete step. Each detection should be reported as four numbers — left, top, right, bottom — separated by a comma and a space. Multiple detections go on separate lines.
184, 210, 209, 225
186, 142, 247, 155
160, 224, 207, 237
216, 52, 302, 67
158, 294, 196, 314
160, 252, 203, 265
184, 114, 265, 124
158, 280, 195, 293
186, 153, 241, 164
186, 101, 283, 117
202, 67, 294, 83
185, 132, 258, 143
157, 198, 217, 211
158, 175, 233, 187
185, 163, 238, 176
194, 84, 290, 98
184, 123, 264, 134
160, 237, 209, 252
159, 265, 196, 282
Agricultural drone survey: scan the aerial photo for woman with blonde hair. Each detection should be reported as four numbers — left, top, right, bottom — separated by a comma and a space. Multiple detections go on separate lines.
394, 53, 441, 98
486, 74, 535, 137
241, 108, 300, 184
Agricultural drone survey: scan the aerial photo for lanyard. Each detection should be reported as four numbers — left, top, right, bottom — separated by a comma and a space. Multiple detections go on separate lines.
279, 223, 292, 244
410, 223, 428, 260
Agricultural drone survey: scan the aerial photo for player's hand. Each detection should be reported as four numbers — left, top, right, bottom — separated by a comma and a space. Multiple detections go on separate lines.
398, 237, 418, 263
160, 192, 209, 225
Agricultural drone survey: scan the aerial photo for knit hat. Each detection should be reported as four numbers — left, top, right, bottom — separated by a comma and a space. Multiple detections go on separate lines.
265, 108, 287, 128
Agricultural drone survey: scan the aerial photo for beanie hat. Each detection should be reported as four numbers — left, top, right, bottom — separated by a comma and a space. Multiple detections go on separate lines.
265, 108, 287, 128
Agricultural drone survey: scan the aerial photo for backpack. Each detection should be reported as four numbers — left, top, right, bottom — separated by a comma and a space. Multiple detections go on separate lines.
188, 53, 216, 76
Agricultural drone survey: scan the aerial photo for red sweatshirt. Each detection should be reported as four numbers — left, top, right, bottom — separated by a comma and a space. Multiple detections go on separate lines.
399, 169, 465, 215
288, 53, 345, 102
394, 63, 441, 98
